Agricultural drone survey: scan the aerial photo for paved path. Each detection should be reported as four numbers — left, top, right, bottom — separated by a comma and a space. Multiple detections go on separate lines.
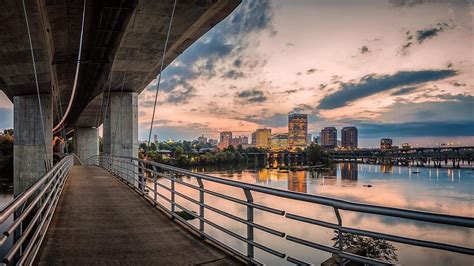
36, 166, 241, 265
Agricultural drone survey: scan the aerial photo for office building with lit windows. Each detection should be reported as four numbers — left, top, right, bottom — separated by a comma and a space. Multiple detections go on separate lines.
288, 114, 307, 150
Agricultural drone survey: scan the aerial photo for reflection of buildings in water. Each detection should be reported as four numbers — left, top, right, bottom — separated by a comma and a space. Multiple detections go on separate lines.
256, 169, 289, 183
340, 162, 358, 181
381, 164, 394, 174
288, 171, 307, 193
319, 166, 337, 186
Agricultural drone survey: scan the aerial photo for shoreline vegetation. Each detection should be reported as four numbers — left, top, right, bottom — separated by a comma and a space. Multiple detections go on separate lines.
139, 142, 330, 168
0, 130, 13, 185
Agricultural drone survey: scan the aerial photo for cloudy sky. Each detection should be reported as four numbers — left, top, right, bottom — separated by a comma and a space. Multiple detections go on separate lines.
1, 0, 473, 147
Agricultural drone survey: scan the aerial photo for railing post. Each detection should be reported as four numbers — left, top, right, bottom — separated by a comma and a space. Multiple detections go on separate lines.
152, 165, 158, 205
334, 207, 344, 265
243, 188, 254, 261
196, 177, 205, 238
171, 172, 176, 217
137, 160, 143, 192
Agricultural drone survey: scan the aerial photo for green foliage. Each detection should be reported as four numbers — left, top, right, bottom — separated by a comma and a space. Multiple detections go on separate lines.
332, 230, 398, 263
225, 145, 235, 153
173, 146, 184, 158
305, 144, 329, 165
0, 132, 13, 179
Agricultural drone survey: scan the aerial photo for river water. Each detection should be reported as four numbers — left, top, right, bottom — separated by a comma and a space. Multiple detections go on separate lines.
159, 162, 473, 265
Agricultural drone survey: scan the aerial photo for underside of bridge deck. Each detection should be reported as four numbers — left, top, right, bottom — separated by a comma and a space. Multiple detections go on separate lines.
36, 165, 241, 265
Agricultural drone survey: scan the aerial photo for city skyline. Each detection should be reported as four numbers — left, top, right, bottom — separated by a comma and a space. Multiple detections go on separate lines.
0, 0, 473, 147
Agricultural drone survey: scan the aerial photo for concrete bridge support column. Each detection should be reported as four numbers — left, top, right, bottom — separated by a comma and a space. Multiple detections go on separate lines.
13, 94, 52, 196
103, 92, 138, 184
74, 127, 99, 162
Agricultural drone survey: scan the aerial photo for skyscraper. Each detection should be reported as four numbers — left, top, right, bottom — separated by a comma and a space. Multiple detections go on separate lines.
269, 133, 288, 151
255, 128, 271, 148
218, 131, 232, 149
341, 127, 358, 150
153, 134, 158, 144
251, 132, 257, 145
380, 138, 393, 150
288, 114, 308, 150
197, 134, 207, 144
320, 127, 337, 148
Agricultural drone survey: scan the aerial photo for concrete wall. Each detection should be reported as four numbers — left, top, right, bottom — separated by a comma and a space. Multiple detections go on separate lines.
74, 127, 99, 162
13, 94, 53, 196
103, 92, 138, 158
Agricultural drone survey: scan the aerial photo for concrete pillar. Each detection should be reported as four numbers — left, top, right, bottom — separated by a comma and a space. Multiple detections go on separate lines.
103, 92, 138, 158
103, 92, 138, 184
13, 94, 53, 196
74, 127, 99, 162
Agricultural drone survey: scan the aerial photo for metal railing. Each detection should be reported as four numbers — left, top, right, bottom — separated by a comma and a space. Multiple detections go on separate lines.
87, 154, 474, 265
0, 155, 74, 265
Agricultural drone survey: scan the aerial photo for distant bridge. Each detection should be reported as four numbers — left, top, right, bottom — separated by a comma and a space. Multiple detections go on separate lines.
329, 146, 474, 168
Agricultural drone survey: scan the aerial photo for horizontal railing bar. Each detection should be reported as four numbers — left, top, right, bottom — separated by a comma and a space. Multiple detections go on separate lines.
286, 234, 338, 254
286, 256, 311, 265
203, 189, 285, 216
340, 251, 390, 266
285, 213, 338, 230
340, 226, 474, 255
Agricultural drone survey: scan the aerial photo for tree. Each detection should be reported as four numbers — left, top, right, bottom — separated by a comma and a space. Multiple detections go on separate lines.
305, 144, 329, 165
150, 142, 157, 151
139, 142, 147, 150
225, 145, 235, 153
173, 146, 184, 158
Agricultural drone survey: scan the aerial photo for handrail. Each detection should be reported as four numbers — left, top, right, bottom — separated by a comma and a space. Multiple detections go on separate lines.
0, 155, 74, 264
87, 154, 474, 265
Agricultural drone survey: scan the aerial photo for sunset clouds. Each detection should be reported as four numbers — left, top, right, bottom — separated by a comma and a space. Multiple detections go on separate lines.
0, 0, 472, 146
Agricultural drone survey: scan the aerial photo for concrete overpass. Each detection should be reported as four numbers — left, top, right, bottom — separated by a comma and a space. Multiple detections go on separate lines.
0, 0, 240, 195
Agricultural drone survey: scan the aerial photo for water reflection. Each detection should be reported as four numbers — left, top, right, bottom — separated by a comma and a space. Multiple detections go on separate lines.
287, 171, 306, 193
341, 162, 358, 180
186, 163, 474, 265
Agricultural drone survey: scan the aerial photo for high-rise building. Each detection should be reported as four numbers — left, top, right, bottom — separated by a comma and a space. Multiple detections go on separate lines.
314, 136, 320, 145
251, 132, 257, 145
240, 136, 249, 145
197, 134, 207, 144
341, 127, 358, 150
380, 138, 393, 150
218, 131, 232, 149
320, 127, 337, 148
288, 114, 308, 150
153, 134, 158, 144
208, 139, 218, 146
230, 137, 240, 146
255, 128, 271, 148
269, 133, 288, 151
307, 133, 312, 144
